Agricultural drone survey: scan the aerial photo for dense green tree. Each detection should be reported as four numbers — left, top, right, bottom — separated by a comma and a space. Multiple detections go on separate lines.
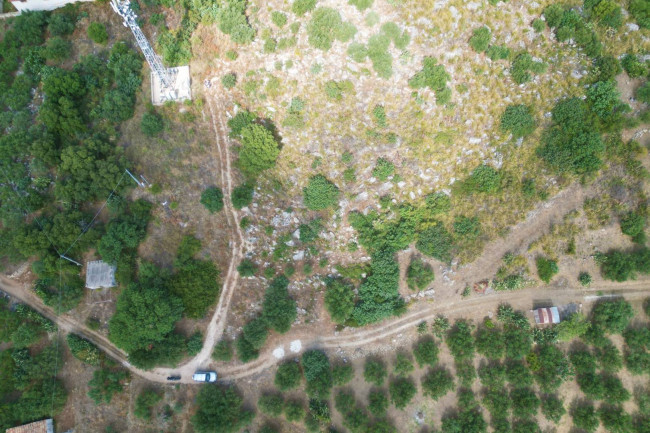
537, 97, 605, 176
368, 388, 389, 416
421, 366, 454, 400
44, 37, 72, 62
510, 387, 540, 418
141, 111, 164, 136
475, 324, 505, 359
389, 377, 417, 409
262, 275, 296, 333
231, 183, 254, 209
200, 187, 224, 213
191, 384, 254, 433
332, 362, 354, 386
595, 341, 623, 372
600, 404, 633, 433
413, 336, 439, 367
591, 299, 634, 333
416, 222, 454, 262
238, 124, 280, 177
586, 80, 630, 129
393, 352, 414, 377
302, 350, 332, 399
88, 22, 108, 44
324, 277, 355, 324
535, 344, 573, 393
541, 394, 566, 423
571, 400, 599, 432
478, 361, 506, 389
465, 164, 502, 194
364, 358, 387, 386
447, 321, 475, 360
274, 361, 301, 391
48, 13, 75, 36
87, 368, 129, 405
303, 174, 340, 210
109, 274, 183, 354
557, 312, 591, 341
536, 256, 559, 283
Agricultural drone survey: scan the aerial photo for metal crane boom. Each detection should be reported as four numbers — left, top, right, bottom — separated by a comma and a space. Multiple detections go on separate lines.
110, 0, 172, 89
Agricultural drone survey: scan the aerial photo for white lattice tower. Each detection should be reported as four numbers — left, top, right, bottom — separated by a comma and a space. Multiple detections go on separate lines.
110, 0, 173, 89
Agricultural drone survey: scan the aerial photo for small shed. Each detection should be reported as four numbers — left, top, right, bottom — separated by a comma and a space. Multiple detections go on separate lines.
6, 419, 54, 433
85, 260, 117, 289
533, 307, 561, 325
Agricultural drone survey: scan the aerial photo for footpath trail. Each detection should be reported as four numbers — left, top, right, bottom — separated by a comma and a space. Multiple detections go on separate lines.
1, 95, 648, 384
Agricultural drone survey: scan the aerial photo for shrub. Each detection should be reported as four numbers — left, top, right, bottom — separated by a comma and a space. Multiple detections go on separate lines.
557, 313, 591, 341
478, 361, 506, 389
292, 0, 317, 15
88, 22, 108, 44
349, 0, 374, 11
368, 389, 389, 416
49, 13, 75, 36
637, 82, 650, 104
271, 11, 287, 27
620, 210, 645, 240
238, 124, 280, 177
186, 331, 203, 356
259, 392, 284, 416
532, 18, 545, 32
222, 72, 237, 89
536, 256, 558, 283
324, 278, 355, 324
593, 55, 622, 81
504, 326, 532, 360
200, 187, 224, 213
134, 389, 162, 420
213, 340, 233, 361
505, 359, 533, 388
324, 79, 353, 100
262, 275, 296, 334
67, 334, 101, 365
413, 336, 439, 367
372, 158, 394, 181
408, 57, 451, 101
307, 7, 355, 51
595, 341, 623, 372
500, 104, 536, 137
275, 360, 301, 391
303, 175, 339, 210
141, 111, 164, 137
237, 258, 256, 276
332, 363, 354, 386
421, 366, 454, 400
465, 164, 501, 194
579, 272, 592, 287
621, 54, 647, 78
541, 394, 566, 423
425, 192, 451, 214
455, 358, 477, 387
364, 358, 387, 386
453, 215, 481, 240
570, 349, 597, 374
389, 377, 417, 409
535, 344, 573, 393
601, 250, 636, 281
469, 26, 491, 52
406, 256, 434, 290
486, 45, 510, 60
191, 384, 253, 433
510, 52, 546, 84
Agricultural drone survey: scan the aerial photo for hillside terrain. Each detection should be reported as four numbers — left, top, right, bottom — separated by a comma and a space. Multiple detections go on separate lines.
0, 0, 649, 432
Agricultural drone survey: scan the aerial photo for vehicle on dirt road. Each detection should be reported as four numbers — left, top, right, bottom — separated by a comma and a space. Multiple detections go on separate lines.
192, 371, 217, 383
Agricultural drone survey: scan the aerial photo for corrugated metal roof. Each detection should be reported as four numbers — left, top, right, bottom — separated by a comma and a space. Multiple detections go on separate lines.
85, 260, 117, 289
6, 419, 54, 433
533, 307, 560, 324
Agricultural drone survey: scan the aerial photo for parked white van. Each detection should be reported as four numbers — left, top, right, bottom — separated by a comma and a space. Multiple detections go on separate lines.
192, 371, 217, 383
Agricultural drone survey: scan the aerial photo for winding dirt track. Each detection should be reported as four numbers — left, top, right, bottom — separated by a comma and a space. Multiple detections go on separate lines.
1, 95, 648, 384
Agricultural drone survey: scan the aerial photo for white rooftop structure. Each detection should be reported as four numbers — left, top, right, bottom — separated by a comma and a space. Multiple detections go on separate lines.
85, 260, 117, 289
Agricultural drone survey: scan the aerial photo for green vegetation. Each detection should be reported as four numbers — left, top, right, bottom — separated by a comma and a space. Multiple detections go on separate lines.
302, 350, 332, 399
621, 54, 647, 77
469, 26, 491, 52
544, 4, 602, 56
237, 258, 256, 276
500, 104, 536, 137
87, 22, 108, 44
292, 0, 317, 16
332, 363, 354, 386
303, 175, 340, 210
389, 377, 417, 409
368, 389, 389, 416
141, 110, 164, 137
262, 275, 297, 333
324, 278, 355, 324
236, 123, 280, 177
222, 72, 237, 89
510, 52, 547, 84
349, 0, 374, 10
275, 360, 302, 391
232, 183, 254, 209
409, 57, 451, 104
271, 11, 287, 27
307, 8, 356, 51
421, 366, 454, 400
88, 367, 129, 405
373, 157, 394, 180
200, 187, 224, 213
406, 256, 434, 290
66, 334, 101, 365
364, 358, 387, 386
213, 340, 233, 361
191, 384, 253, 433
134, 389, 162, 420
536, 256, 559, 283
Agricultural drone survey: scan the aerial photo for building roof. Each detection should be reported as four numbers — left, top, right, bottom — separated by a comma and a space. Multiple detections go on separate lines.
85, 260, 117, 289
6, 419, 54, 433
534, 307, 561, 325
